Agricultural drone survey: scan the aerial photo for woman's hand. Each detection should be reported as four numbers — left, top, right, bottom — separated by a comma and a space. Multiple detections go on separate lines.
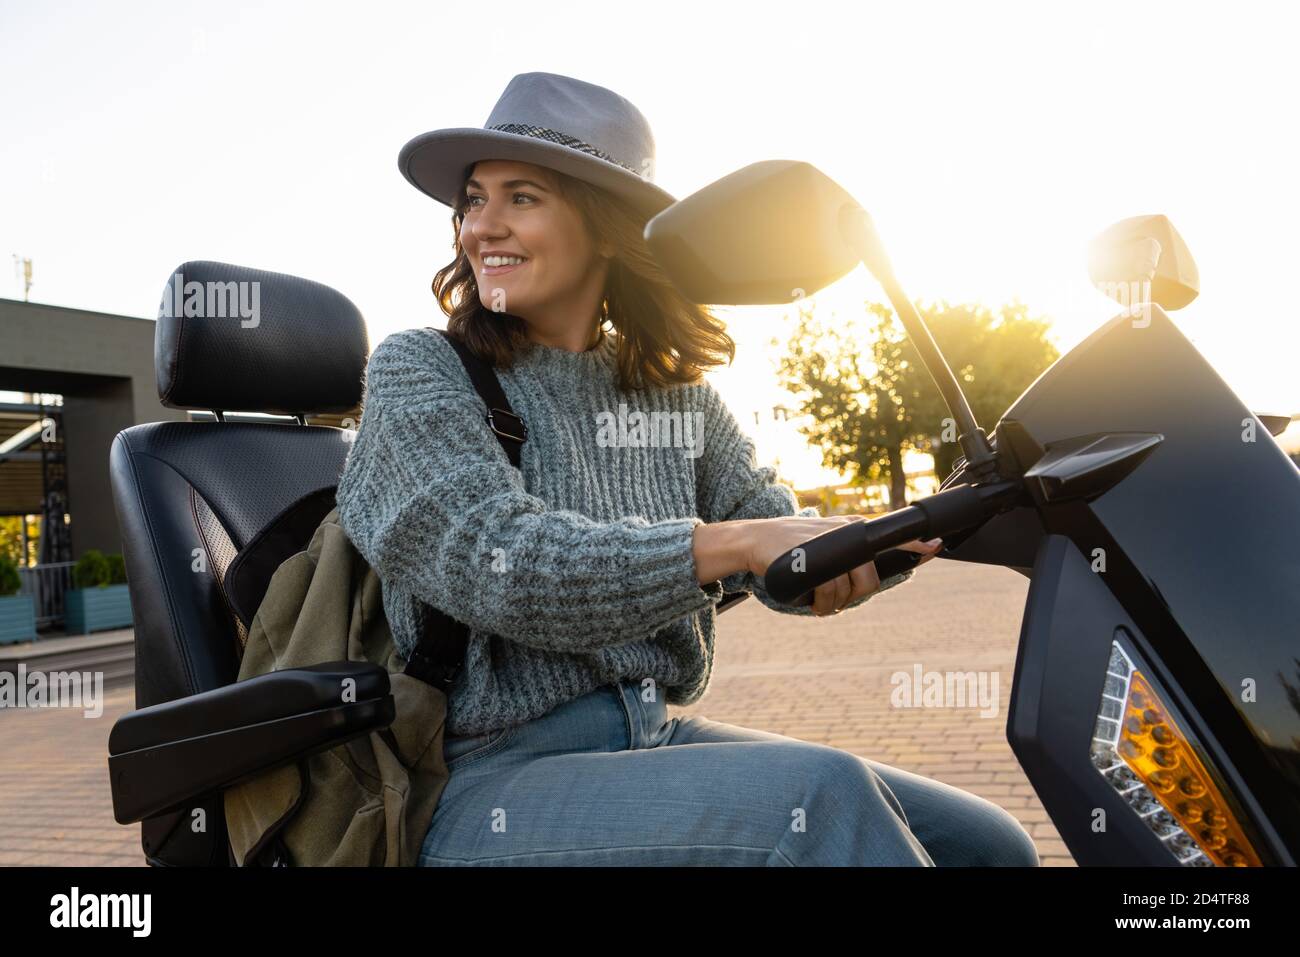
743, 516, 943, 617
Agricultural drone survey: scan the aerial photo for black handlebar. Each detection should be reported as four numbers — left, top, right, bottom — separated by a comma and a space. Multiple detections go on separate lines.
773, 547, 930, 609
761, 481, 1023, 605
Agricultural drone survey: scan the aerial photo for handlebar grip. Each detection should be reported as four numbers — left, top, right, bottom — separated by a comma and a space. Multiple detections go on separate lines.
762, 507, 930, 604
767, 546, 927, 608
874, 546, 927, 581
761, 518, 868, 605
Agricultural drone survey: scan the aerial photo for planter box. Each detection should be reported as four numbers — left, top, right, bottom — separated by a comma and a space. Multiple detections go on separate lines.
65, 584, 134, 635
0, 594, 37, 645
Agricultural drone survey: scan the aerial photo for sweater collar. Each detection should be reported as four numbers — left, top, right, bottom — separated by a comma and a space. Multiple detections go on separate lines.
514, 327, 619, 371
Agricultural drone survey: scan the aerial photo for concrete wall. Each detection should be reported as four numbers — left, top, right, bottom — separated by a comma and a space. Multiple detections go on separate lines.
0, 298, 186, 556
60, 380, 137, 555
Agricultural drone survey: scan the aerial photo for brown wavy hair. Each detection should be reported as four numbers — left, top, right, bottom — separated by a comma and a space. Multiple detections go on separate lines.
431, 164, 735, 392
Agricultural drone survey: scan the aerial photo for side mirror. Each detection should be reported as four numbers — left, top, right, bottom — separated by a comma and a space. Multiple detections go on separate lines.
1087, 214, 1200, 311
643, 160, 863, 305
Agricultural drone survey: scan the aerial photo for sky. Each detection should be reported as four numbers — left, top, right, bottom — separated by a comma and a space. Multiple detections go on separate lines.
3, 0, 1299, 487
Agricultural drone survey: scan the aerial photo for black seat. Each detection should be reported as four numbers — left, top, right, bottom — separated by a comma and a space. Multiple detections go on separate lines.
108, 261, 375, 866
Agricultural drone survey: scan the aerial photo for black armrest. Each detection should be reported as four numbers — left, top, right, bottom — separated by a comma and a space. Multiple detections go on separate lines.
107, 662, 394, 825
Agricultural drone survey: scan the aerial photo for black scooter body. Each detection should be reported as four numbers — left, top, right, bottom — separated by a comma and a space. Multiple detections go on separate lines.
945, 304, 1300, 865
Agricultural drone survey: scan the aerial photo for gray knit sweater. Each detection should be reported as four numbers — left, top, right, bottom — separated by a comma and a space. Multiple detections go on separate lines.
334, 327, 913, 736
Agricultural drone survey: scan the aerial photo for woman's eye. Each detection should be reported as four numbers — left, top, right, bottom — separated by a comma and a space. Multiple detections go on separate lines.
464, 192, 534, 211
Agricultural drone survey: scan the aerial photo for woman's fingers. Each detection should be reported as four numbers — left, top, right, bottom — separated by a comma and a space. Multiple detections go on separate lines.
897, 537, 943, 554
849, 559, 881, 602
811, 563, 882, 616
898, 537, 944, 565
805, 537, 944, 616
812, 573, 849, 616
811, 580, 833, 616
838, 572, 853, 609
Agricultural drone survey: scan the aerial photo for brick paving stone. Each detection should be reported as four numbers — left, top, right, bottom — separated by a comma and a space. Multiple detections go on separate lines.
0, 681, 142, 866
0, 559, 1076, 866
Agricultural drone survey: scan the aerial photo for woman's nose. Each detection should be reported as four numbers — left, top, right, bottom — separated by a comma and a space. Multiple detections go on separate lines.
470, 200, 510, 241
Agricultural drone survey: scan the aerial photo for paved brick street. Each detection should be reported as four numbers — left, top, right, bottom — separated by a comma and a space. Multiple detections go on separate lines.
0, 681, 138, 866
0, 558, 1072, 866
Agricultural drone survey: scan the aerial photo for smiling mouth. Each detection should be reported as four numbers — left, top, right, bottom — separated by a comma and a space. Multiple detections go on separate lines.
482, 258, 529, 276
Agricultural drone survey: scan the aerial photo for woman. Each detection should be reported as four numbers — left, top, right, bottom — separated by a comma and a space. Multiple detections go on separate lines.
336, 72, 1039, 866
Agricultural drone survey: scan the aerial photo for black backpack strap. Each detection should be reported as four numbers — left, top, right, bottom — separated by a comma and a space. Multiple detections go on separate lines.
433, 328, 528, 466
403, 329, 527, 691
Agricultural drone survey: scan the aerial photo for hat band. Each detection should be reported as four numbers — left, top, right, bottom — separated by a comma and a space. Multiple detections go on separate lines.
486, 123, 642, 176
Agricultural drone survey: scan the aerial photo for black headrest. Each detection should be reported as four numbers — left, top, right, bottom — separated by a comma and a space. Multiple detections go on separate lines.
154, 261, 369, 416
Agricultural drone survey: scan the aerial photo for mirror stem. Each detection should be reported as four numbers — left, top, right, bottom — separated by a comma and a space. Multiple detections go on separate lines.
839, 204, 999, 479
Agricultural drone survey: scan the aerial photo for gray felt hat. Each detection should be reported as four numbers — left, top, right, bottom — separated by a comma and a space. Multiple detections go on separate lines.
397, 72, 676, 221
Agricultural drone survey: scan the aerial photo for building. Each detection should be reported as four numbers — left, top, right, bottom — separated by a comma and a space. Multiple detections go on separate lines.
1, 297, 357, 631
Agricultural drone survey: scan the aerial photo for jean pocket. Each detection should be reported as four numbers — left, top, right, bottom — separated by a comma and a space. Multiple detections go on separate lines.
444, 724, 517, 770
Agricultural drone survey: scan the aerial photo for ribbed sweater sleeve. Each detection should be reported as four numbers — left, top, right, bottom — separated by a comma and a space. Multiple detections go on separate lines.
694, 381, 913, 616
335, 332, 724, 654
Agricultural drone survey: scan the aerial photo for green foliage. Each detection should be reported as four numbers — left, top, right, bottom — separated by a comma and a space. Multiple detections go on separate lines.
73, 549, 112, 589
0, 554, 21, 598
778, 298, 1059, 507
106, 553, 127, 585
901, 300, 1060, 480
0, 516, 36, 568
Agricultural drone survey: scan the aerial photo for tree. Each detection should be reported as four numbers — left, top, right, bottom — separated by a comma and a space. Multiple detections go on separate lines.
777, 298, 1058, 508
902, 300, 1059, 480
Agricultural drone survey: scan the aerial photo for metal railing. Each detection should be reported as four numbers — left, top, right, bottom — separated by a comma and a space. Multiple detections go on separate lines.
17, 561, 75, 630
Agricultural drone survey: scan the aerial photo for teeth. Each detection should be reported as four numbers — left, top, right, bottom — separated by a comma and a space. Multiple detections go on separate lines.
484, 255, 526, 266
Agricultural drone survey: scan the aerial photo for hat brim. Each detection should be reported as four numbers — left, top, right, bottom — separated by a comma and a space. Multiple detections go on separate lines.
398, 128, 677, 222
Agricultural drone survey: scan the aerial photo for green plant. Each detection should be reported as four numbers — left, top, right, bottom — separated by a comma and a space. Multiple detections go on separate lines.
106, 553, 127, 585
0, 554, 21, 598
72, 549, 112, 589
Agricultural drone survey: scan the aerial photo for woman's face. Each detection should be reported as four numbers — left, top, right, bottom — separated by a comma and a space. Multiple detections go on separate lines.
460, 159, 609, 326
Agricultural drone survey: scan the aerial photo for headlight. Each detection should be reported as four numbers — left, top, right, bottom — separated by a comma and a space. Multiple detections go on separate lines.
1090, 639, 1260, 867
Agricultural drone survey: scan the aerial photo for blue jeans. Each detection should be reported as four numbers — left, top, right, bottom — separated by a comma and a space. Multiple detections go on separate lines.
419, 678, 1040, 866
